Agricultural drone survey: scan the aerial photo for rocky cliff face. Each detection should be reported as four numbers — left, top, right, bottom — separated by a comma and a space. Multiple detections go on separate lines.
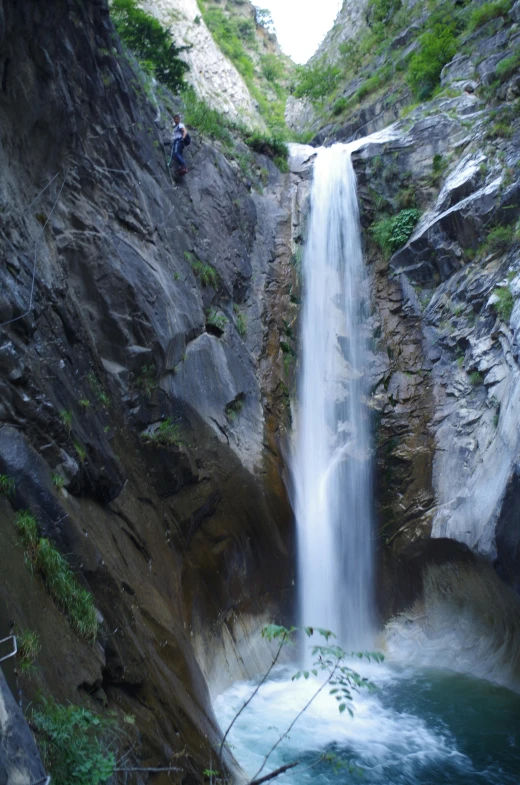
330, 5, 520, 636
141, 0, 262, 127
0, 0, 298, 776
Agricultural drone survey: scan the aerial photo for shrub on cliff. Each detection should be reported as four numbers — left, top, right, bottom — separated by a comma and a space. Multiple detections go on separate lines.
407, 15, 459, 99
467, 0, 512, 32
291, 62, 341, 102
111, 0, 189, 92
371, 209, 421, 258
31, 698, 116, 785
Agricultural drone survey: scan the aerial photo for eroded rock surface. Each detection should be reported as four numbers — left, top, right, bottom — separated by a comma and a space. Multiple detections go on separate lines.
0, 0, 296, 775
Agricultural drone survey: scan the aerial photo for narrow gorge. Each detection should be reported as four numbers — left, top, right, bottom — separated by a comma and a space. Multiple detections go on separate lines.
1, 0, 520, 783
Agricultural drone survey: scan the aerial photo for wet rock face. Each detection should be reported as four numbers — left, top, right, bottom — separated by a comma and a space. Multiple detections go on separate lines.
0, 0, 296, 774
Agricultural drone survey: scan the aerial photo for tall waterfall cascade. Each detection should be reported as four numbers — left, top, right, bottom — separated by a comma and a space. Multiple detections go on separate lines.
293, 144, 374, 648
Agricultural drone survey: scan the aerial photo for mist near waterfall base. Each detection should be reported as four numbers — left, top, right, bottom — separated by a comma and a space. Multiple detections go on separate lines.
259, 0, 342, 63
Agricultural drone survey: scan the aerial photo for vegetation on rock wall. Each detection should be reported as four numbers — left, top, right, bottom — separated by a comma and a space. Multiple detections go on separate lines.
13, 511, 97, 641
31, 698, 116, 785
111, 0, 189, 91
292, 0, 519, 133
196, 0, 293, 135
371, 209, 421, 258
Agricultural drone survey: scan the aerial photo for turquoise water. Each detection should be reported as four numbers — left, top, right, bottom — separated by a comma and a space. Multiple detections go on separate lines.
213, 662, 520, 784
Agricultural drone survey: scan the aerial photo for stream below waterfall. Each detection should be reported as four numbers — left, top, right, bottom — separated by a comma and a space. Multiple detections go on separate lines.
214, 662, 520, 784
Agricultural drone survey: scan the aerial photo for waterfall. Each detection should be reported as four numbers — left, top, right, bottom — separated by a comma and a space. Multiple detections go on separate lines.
294, 144, 374, 648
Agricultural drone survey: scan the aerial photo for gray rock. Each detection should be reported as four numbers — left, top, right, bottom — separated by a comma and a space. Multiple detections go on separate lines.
0, 669, 47, 784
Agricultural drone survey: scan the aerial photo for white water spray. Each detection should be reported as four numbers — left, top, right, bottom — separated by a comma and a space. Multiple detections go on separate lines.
293, 144, 374, 647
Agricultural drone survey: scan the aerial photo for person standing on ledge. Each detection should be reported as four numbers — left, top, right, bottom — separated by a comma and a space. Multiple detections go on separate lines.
172, 114, 188, 175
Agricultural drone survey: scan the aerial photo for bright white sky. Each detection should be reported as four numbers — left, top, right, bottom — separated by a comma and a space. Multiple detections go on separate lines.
258, 0, 342, 64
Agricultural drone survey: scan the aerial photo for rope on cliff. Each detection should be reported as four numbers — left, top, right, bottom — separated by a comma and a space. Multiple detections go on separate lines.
0, 169, 69, 329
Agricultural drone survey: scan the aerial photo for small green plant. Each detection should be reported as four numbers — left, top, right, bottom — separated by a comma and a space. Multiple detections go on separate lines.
79, 399, 90, 409
467, 0, 512, 32
86, 374, 110, 407
31, 697, 116, 785
469, 370, 483, 386
486, 121, 513, 140
496, 50, 520, 82
60, 410, 72, 431
206, 308, 228, 333
225, 396, 245, 422
142, 418, 181, 446
17, 628, 40, 672
233, 304, 247, 337
0, 474, 15, 497
187, 253, 219, 288
493, 285, 514, 321
331, 97, 349, 116
483, 225, 515, 254
371, 209, 421, 258
52, 473, 66, 490
74, 442, 87, 462
13, 511, 97, 640
135, 363, 158, 397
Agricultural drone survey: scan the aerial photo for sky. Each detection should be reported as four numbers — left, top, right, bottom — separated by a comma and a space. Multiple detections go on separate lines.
258, 0, 343, 64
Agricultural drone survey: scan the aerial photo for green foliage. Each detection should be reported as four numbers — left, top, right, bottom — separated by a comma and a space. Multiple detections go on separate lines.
206, 308, 228, 332
187, 253, 219, 287
0, 474, 15, 497
486, 119, 513, 139
198, 4, 289, 134
407, 16, 459, 99
495, 50, 520, 81
17, 628, 41, 672
60, 410, 72, 431
74, 442, 87, 462
225, 396, 245, 422
469, 370, 483, 386
234, 304, 247, 337
79, 399, 91, 409
14, 510, 39, 549
135, 363, 158, 397
371, 209, 421, 258
244, 132, 289, 166
483, 224, 515, 253
493, 286, 514, 321
331, 97, 349, 116
467, 0, 512, 31
143, 418, 181, 446
292, 62, 341, 101
368, 0, 402, 24
31, 697, 116, 785
183, 90, 233, 144
52, 473, 66, 490
111, 0, 188, 92
86, 374, 110, 408
429, 153, 449, 187
261, 54, 284, 83
13, 511, 97, 641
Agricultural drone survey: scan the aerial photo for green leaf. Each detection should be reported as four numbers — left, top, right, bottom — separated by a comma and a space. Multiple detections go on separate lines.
339, 703, 347, 713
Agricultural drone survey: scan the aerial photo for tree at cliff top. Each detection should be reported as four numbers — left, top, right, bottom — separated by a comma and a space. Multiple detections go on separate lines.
111, 0, 189, 91
197, 0, 293, 136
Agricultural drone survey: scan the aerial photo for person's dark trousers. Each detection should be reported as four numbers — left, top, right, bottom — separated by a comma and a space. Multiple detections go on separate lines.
173, 139, 186, 169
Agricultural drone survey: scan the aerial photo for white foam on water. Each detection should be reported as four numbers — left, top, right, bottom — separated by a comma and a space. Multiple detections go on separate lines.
213, 663, 476, 785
